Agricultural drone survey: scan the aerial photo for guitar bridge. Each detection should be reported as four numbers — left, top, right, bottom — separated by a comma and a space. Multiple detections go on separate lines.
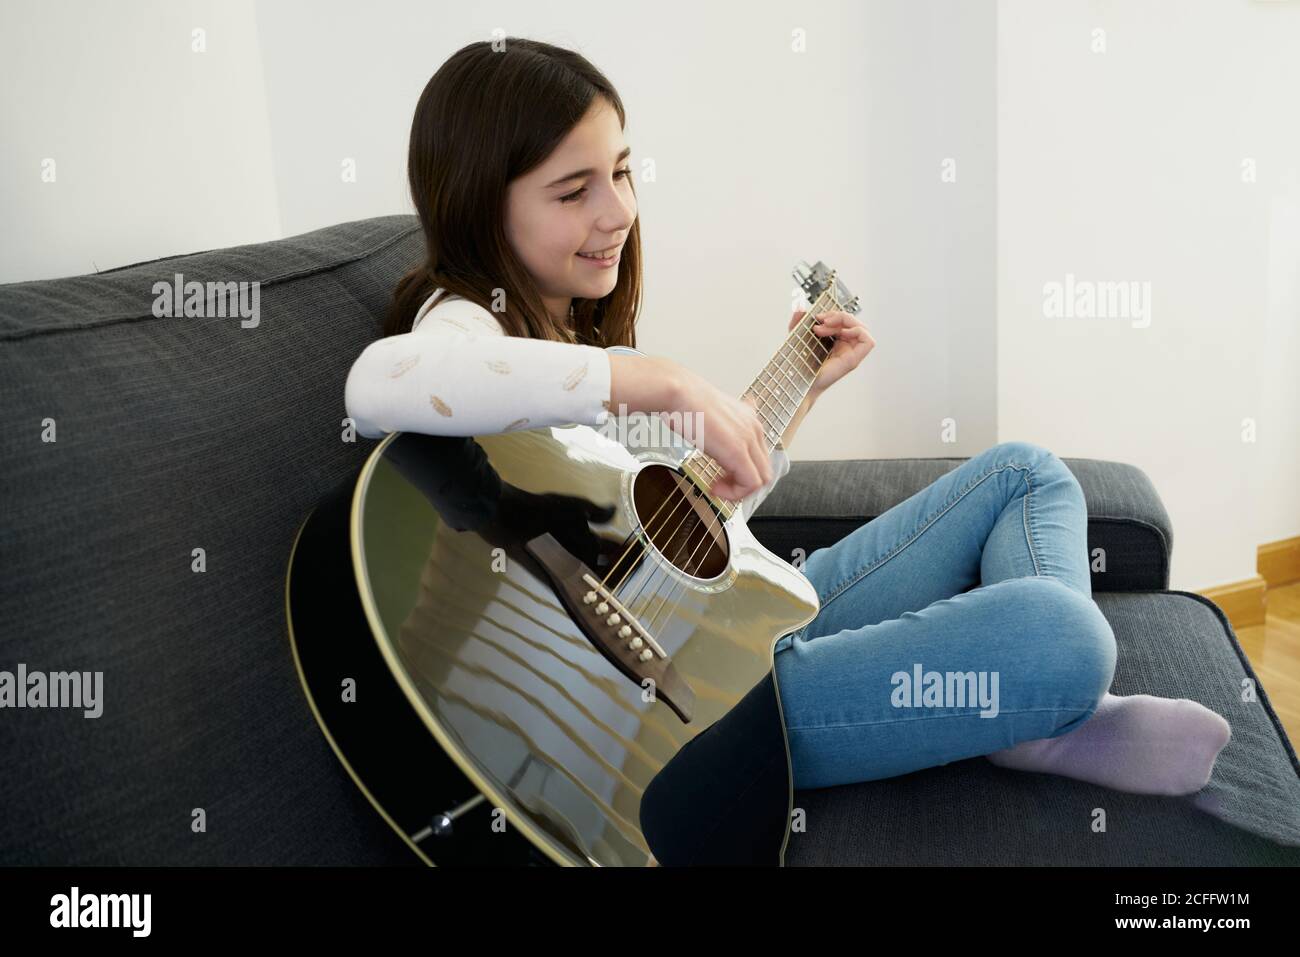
523, 532, 697, 723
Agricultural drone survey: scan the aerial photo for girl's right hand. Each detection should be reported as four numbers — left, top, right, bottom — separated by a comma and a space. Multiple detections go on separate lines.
608, 354, 774, 503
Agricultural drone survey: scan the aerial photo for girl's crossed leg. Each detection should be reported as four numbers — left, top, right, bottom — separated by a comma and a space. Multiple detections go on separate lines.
773, 440, 1116, 789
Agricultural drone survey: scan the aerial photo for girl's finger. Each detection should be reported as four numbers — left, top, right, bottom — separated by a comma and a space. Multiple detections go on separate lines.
815, 322, 853, 341
818, 312, 860, 332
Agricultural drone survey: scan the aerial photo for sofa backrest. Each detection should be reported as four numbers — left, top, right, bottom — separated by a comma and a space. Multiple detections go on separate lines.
0, 215, 427, 863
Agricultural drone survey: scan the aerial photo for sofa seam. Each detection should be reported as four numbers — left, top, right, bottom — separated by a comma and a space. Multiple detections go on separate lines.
0, 222, 423, 343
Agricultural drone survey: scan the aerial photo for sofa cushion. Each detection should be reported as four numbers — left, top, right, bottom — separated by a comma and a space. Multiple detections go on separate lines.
781, 590, 1300, 865
753, 457, 1172, 592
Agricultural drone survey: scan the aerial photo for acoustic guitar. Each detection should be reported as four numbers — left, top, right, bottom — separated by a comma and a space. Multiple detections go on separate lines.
285, 261, 860, 866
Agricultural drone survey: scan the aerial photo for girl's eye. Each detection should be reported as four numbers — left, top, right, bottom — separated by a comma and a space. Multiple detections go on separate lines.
560, 167, 634, 204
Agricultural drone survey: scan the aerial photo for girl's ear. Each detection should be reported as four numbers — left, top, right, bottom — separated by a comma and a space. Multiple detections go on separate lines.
788, 309, 807, 331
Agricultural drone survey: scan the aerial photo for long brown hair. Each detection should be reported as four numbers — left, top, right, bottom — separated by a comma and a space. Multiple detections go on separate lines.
385, 38, 641, 349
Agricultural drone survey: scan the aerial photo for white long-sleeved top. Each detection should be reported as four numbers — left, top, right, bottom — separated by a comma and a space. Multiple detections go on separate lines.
344, 288, 790, 521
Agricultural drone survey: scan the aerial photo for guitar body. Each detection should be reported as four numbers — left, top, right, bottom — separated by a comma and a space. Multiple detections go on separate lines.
288, 261, 859, 866
287, 404, 818, 866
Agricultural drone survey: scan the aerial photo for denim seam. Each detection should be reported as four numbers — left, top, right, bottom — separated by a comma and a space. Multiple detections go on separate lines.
810, 461, 1037, 625
1021, 468, 1043, 577
786, 703, 1099, 734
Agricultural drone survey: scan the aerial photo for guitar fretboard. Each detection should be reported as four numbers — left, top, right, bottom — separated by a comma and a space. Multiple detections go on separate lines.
740, 318, 836, 451
682, 302, 838, 515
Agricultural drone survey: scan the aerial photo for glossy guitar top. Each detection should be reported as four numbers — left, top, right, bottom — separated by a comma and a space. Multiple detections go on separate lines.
351, 410, 818, 866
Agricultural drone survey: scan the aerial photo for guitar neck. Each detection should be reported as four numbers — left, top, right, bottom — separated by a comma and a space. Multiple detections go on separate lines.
739, 313, 836, 452
679, 306, 837, 512
679, 261, 860, 513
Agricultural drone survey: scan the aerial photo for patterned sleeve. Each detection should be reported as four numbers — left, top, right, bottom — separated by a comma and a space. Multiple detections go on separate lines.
344, 300, 612, 439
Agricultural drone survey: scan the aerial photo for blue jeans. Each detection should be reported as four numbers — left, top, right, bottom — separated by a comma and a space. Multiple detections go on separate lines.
772, 441, 1118, 790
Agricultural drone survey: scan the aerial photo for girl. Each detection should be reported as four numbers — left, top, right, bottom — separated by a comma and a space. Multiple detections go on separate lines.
345, 38, 1231, 854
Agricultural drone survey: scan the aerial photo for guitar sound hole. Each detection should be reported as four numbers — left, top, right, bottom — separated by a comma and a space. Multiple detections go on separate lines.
630, 464, 730, 580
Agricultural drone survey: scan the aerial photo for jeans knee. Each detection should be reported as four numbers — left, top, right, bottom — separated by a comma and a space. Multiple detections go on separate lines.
1077, 608, 1116, 703
1001, 576, 1116, 702
993, 440, 1051, 467
1051, 579, 1115, 701
996, 441, 1081, 498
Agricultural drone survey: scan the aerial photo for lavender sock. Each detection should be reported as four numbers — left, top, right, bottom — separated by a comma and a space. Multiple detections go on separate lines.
985, 692, 1231, 796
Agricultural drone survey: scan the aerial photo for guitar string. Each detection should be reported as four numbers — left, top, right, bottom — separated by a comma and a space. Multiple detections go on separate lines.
592, 301, 839, 652
626, 317, 830, 626
593, 296, 835, 606
633, 320, 834, 640
602, 299, 837, 612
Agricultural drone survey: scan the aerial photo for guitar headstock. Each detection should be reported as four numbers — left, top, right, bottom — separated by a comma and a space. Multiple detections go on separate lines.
793, 260, 861, 316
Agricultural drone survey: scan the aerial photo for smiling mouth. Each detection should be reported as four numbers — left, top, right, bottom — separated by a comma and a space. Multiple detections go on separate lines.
576, 244, 621, 261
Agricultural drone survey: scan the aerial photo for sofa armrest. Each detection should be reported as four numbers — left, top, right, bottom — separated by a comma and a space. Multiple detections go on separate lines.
748, 457, 1171, 593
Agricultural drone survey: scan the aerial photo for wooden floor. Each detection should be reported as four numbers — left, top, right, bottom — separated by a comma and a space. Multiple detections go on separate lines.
1232, 582, 1300, 749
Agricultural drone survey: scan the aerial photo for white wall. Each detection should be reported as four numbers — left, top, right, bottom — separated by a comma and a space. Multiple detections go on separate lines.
0, 0, 280, 282
4, 0, 1293, 591
997, 0, 1300, 590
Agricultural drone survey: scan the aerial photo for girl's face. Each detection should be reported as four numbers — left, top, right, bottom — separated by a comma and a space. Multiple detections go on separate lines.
505, 99, 637, 325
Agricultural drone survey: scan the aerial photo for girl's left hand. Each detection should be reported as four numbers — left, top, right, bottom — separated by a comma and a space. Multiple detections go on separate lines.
788, 308, 875, 395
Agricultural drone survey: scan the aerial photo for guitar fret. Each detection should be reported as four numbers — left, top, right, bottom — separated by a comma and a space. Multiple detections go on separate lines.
782, 338, 819, 380
794, 334, 829, 369
690, 292, 846, 499
755, 370, 797, 417
747, 374, 796, 448
749, 399, 781, 441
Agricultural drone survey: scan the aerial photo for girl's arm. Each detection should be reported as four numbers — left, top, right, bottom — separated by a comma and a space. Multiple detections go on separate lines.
344, 314, 612, 439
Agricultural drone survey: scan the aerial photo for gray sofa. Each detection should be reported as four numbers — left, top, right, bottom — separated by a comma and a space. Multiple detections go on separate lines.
2, 215, 1297, 865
